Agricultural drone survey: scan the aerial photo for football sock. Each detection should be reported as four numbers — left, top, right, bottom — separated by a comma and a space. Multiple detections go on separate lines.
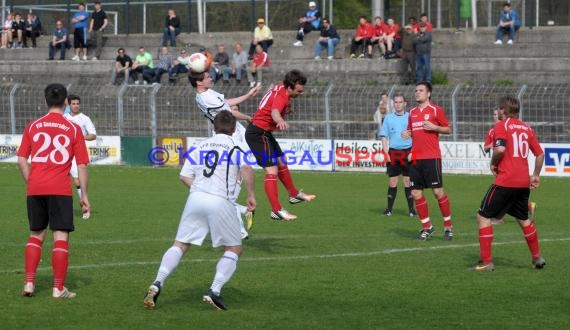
25, 236, 43, 284
438, 194, 452, 228
420, 217, 432, 230
521, 222, 540, 259
479, 226, 494, 264
210, 251, 239, 295
155, 245, 184, 286
52, 240, 69, 291
264, 174, 281, 212
76, 185, 82, 199
387, 187, 397, 211
277, 165, 298, 197
405, 187, 414, 211
415, 195, 429, 222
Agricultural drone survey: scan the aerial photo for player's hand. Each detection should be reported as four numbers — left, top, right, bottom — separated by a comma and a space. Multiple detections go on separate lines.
401, 130, 411, 139
422, 121, 438, 131
249, 84, 261, 96
530, 175, 540, 189
81, 198, 91, 220
276, 121, 289, 130
246, 196, 256, 212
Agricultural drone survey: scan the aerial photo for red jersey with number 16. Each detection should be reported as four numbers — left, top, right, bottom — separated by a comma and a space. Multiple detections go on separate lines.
407, 102, 450, 159
492, 117, 543, 188
17, 112, 89, 196
251, 82, 292, 131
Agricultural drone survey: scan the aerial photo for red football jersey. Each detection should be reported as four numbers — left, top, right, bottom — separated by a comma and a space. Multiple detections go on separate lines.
407, 102, 450, 159
252, 51, 269, 67
251, 82, 291, 131
17, 112, 89, 196
373, 22, 387, 36
492, 117, 543, 188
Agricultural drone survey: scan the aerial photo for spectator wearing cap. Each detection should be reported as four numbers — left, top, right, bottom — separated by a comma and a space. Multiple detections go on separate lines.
414, 21, 432, 83
293, 1, 321, 47
248, 17, 273, 57
313, 17, 339, 60
494, 2, 521, 45
168, 48, 191, 86
400, 24, 416, 84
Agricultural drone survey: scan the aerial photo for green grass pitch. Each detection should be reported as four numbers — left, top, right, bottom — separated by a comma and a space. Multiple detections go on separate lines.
1, 164, 569, 329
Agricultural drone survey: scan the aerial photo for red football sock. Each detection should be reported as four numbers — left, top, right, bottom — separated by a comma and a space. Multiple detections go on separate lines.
52, 240, 69, 291
264, 174, 282, 212
277, 165, 298, 196
25, 236, 43, 284
415, 195, 429, 221
479, 226, 494, 264
522, 223, 540, 259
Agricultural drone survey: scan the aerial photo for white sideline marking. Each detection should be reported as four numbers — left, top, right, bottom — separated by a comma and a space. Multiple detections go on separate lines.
2, 237, 569, 274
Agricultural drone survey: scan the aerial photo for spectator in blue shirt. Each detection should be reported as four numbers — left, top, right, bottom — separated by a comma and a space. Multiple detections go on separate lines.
293, 1, 321, 47
71, 3, 89, 61
48, 19, 68, 60
494, 2, 521, 45
379, 93, 416, 217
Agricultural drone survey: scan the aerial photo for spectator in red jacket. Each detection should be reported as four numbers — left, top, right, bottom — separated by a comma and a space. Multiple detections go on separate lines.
370, 16, 388, 58
349, 16, 374, 59
420, 13, 433, 32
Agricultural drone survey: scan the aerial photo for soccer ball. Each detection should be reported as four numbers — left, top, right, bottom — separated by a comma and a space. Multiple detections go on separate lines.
188, 52, 209, 73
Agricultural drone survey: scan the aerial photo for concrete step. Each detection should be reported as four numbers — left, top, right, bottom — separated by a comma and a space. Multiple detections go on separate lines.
444, 71, 566, 84
432, 57, 570, 72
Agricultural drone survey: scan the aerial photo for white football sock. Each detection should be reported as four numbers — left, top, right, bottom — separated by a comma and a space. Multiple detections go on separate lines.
210, 251, 239, 294
76, 186, 82, 199
155, 245, 184, 285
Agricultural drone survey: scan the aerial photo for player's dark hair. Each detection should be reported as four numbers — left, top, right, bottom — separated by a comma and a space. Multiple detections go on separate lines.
67, 94, 81, 104
420, 13, 428, 18
498, 96, 520, 116
213, 111, 236, 135
188, 71, 206, 88
45, 83, 68, 108
283, 69, 307, 89
416, 81, 432, 93
393, 93, 406, 102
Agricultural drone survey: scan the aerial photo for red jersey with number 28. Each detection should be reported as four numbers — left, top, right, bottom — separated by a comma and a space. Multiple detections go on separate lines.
251, 82, 291, 131
17, 112, 89, 196
492, 117, 543, 188
407, 102, 450, 159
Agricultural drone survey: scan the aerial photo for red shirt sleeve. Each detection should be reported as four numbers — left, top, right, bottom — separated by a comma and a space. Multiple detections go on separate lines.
435, 105, 450, 128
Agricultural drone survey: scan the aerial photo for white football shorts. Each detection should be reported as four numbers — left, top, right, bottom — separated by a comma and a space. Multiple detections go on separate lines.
175, 191, 242, 247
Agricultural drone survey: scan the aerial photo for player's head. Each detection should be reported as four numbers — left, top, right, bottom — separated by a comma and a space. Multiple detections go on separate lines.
45, 83, 68, 108
283, 69, 307, 99
415, 81, 432, 103
188, 71, 213, 89
68, 94, 81, 113
393, 93, 407, 112
498, 96, 520, 117
493, 107, 504, 122
213, 111, 236, 135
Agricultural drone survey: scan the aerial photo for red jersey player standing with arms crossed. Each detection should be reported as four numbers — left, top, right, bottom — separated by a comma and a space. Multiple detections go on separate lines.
402, 82, 453, 241
245, 69, 316, 221
473, 96, 545, 271
17, 83, 90, 298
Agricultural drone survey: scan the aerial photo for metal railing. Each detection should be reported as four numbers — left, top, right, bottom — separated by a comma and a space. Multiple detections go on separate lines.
1, 82, 568, 144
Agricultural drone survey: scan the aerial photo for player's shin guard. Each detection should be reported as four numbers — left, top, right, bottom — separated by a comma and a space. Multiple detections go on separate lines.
210, 251, 239, 294
277, 165, 298, 197
405, 187, 414, 211
155, 246, 184, 285
52, 240, 69, 291
25, 237, 43, 284
479, 226, 494, 264
387, 187, 397, 211
438, 194, 452, 228
521, 222, 540, 259
264, 174, 281, 212
415, 195, 430, 228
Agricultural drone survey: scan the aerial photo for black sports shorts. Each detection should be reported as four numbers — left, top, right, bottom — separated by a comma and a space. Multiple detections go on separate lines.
245, 123, 283, 168
408, 158, 443, 189
478, 185, 530, 220
27, 195, 74, 232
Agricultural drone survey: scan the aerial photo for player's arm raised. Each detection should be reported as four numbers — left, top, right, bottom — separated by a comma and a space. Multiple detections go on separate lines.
271, 109, 289, 130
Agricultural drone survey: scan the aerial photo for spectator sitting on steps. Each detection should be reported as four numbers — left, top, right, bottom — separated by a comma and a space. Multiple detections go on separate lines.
293, 1, 321, 47
248, 18, 273, 58
47, 19, 69, 60
112, 47, 133, 85
313, 17, 340, 60
494, 2, 521, 45
24, 13, 42, 48
247, 44, 269, 87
